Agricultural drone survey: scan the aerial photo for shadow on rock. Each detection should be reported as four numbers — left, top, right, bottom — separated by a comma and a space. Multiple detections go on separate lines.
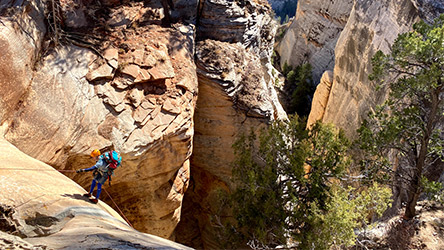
62, 193, 90, 202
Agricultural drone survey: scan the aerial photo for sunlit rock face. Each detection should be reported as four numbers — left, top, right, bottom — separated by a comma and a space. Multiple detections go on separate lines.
321, 0, 421, 139
305, 0, 444, 220
1, 0, 286, 245
0, 138, 190, 249
1, 0, 197, 239
276, 0, 353, 84
307, 0, 444, 137
306, 70, 333, 128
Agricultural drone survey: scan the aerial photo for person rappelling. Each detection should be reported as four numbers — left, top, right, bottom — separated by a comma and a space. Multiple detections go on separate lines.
76, 149, 122, 204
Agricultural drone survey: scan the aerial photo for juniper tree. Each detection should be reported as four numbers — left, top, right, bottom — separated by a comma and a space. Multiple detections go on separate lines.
358, 15, 444, 220
229, 116, 350, 249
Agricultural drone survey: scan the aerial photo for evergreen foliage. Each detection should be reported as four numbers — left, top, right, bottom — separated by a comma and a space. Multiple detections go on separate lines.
283, 63, 315, 116
220, 116, 393, 249
274, 0, 298, 24
358, 14, 444, 219
309, 183, 392, 249
229, 116, 351, 248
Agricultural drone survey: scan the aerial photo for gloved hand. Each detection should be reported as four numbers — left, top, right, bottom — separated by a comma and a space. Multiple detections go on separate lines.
76, 169, 84, 173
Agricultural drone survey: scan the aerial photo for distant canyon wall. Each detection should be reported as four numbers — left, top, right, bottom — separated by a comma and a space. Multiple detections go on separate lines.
307, 0, 444, 138
276, 0, 353, 84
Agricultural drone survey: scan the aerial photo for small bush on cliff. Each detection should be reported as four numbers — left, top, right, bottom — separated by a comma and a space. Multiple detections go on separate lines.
308, 183, 392, 249
357, 14, 444, 220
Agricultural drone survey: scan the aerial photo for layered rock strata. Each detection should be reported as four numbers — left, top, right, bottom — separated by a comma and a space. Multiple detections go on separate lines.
175, 38, 285, 249
0, 138, 190, 249
174, 0, 286, 247
276, 0, 353, 84
1, 0, 287, 246
310, 0, 444, 137
304, 0, 444, 219
1, 0, 197, 239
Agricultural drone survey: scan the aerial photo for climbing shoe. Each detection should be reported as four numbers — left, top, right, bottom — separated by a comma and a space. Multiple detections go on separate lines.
83, 193, 92, 198
90, 198, 99, 204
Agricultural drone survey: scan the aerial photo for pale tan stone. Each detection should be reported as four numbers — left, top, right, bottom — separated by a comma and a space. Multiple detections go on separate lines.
135, 68, 151, 83
133, 105, 154, 123
140, 99, 156, 110
86, 63, 114, 81
108, 59, 119, 69
133, 49, 145, 65
306, 70, 333, 129
321, 0, 421, 139
276, 0, 353, 83
121, 64, 140, 79
2, 21, 198, 240
129, 88, 144, 107
104, 47, 119, 61
162, 98, 181, 114
175, 39, 286, 249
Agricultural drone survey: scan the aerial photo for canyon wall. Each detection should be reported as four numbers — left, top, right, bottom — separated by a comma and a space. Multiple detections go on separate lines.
174, 0, 286, 248
1, 0, 197, 239
320, 0, 420, 138
306, 0, 444, 223
276, 0, 353, 84
0, 0, 286, 246
310, 0, 444, 138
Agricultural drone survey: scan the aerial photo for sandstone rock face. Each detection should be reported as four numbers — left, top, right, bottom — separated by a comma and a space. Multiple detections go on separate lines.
0, 138, 190, 249
173, 1, 286, 247
1, 0, 286, 246
0, 0, 46, 125
1, 0, 197, 239
174, 0, 286, 244
198, 0, 276, 58
306, 70, 333, 128
276, 0, 353, 84
321, 0, 422, 139
175, 38, 286, 249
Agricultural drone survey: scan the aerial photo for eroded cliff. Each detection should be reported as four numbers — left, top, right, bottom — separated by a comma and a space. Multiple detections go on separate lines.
275, 0, 353, 84
1, 0, 197, 239
0, 0, 286, 247
174, 0, 286, 248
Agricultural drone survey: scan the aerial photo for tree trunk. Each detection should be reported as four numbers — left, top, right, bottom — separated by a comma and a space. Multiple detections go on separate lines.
403, 87, 441, 220
403, 177, 420, 219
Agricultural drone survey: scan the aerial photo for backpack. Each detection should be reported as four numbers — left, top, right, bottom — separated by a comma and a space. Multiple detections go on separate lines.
101, 150, 122, 170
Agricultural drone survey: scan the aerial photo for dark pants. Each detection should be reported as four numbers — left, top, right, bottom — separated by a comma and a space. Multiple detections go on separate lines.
89, 179, 103, 199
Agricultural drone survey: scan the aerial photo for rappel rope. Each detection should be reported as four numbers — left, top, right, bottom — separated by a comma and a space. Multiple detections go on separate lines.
0, 167, 133, 228
0, 168, 76, 172
103, 188, 133, 228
